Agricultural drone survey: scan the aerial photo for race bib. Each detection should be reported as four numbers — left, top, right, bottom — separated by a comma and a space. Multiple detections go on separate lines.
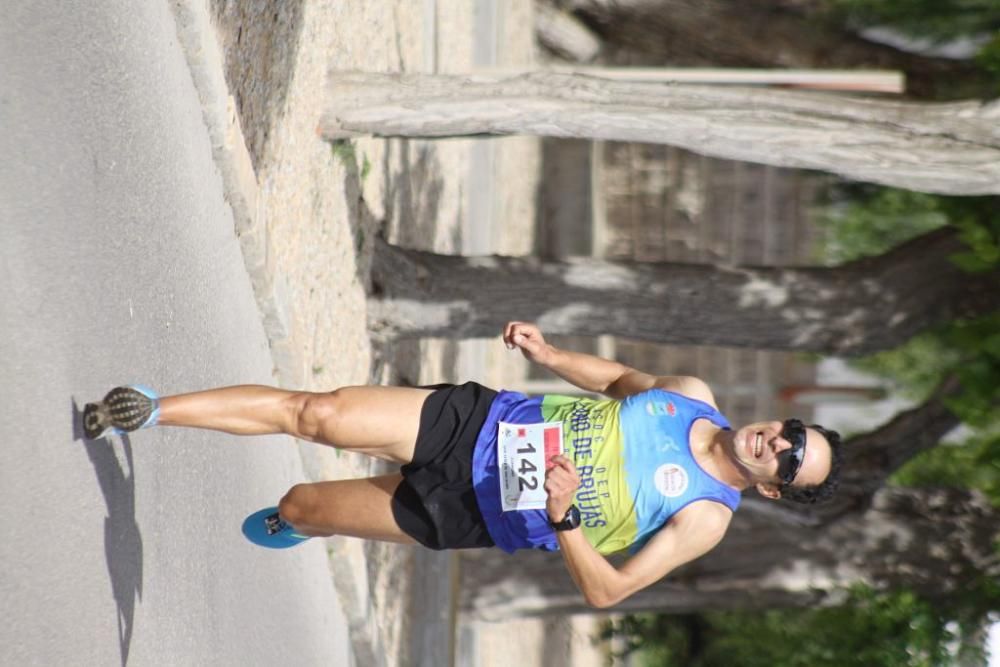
497, 421, 563, 511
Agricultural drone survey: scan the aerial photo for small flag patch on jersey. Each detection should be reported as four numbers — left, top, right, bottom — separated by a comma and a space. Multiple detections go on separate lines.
544, 426, 562, 463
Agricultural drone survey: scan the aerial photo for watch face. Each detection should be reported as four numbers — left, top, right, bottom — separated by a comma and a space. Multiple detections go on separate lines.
567, 505, 581, 527
553, 505, 581, 531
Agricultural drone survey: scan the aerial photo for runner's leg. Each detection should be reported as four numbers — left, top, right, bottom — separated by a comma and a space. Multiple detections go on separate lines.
278, 474, 416, 544
156, 385, 433, 464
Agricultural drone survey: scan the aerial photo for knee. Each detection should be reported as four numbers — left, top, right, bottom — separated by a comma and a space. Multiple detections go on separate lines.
287, 390, 342, 442
278, 483, 317, 527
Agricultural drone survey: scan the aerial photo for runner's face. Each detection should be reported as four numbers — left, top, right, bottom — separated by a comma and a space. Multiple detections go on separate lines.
731, 420, 832, 489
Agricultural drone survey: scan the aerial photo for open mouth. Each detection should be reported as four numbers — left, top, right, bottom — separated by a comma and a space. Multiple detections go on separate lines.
753, 432, 763, 458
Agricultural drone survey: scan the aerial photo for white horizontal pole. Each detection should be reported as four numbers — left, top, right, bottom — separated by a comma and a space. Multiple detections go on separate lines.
482, 67, 905, 93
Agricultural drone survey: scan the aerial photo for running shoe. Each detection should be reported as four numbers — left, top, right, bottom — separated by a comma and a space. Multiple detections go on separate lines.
242, 506, 310, 549
83, 385, 161, 439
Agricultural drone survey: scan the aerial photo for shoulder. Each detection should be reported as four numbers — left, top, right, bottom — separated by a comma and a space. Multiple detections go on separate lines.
636, 500, 733, 570
671, 499, 732, 539
652, 376, 717, 408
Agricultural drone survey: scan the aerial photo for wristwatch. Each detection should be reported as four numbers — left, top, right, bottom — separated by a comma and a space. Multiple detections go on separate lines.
550, 504, 581, 532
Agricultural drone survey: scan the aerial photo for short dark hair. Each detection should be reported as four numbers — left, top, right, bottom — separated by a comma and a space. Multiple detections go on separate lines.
780, 424, 843, 505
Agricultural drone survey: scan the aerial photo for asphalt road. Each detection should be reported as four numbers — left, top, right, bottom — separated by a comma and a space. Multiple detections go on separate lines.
0, 1, 350, 664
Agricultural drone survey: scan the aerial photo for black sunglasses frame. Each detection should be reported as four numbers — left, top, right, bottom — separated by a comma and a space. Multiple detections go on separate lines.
777, 418, 807, 487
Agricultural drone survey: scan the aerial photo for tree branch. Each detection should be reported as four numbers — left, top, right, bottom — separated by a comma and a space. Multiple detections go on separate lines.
322, 71, 1000, 194
369, 228, 999, 355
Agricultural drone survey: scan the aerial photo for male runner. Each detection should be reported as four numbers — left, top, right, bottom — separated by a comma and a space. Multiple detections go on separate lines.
83, 321, 842, 608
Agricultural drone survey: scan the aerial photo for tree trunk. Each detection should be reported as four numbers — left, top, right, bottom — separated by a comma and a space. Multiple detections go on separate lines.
563, 0, 991, 100
368, 228, 999, 356
834, 375, 965, 503
458, 385, 1000, 619
321, 72, 1000, 195
459, 486, 1000, 619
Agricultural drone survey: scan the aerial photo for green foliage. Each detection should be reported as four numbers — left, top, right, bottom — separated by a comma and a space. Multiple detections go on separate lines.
360, 154, 372, 182
888, 313, 1000, 507
950, 211, 1000, 274
848, 312, 1000, 421
822, 0, 1000, 96
331, 139, 372, 187
824, 0, 1000, 44
817, 188, 1000, 503
598, 614, 698, 664
893, 429, 1000, 506
330, 138, 358, 168
814, 185, 947, 265
607, 586, 989, 667
848, 331, 958, 401
940, 314, 1000, 429
976, 31, 1000, 76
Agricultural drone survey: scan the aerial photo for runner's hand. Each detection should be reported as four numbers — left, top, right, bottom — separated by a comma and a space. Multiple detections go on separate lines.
503, 321, 552, 365
545, 455, 580, 523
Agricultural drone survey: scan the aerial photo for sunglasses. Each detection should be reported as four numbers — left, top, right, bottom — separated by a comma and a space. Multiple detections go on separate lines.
777, 418, 807, 487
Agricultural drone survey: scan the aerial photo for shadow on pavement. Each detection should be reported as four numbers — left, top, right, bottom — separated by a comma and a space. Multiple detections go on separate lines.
73, 400, 144, 667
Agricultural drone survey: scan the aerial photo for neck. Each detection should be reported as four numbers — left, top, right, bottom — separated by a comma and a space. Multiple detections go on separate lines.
694, 421, 752, 491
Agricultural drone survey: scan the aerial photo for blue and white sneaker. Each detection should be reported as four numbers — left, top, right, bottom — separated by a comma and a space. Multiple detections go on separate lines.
242, 506, 310, 549
83, 385, 161, 440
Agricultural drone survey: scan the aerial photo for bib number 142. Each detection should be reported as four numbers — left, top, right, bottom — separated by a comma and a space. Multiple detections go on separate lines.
497, 421, 563, 511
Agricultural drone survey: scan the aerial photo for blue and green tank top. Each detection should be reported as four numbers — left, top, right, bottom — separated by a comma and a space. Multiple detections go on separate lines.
470, 388, 740, 554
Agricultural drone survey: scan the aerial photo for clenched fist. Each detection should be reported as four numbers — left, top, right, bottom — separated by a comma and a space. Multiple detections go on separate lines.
502, 321, 553, 366
544, 454, 580, 524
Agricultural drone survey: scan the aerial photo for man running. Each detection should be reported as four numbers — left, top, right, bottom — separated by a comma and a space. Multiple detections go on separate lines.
83, 321, 842, 608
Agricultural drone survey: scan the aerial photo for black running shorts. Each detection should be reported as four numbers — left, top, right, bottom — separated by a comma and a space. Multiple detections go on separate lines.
391, 382, 498, 550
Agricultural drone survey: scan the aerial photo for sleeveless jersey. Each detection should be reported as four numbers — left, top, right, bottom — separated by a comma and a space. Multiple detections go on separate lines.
470, 388, 741, 554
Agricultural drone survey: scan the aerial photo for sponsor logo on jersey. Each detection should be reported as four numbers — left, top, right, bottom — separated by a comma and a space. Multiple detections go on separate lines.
654, 463, 689, 498
656, 436, 680, 453
645, 401, 678, 417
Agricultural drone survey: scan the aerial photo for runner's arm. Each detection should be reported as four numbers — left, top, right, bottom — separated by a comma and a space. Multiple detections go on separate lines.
546, 455, 730, 607
503, 321, 715, 402
557, 502, 730, 608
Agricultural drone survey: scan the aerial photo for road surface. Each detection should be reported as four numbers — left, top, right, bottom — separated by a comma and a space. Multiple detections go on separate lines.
0, 1, 351, 664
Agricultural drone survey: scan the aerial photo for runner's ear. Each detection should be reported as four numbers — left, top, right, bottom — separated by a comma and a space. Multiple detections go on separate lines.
755, 482, 781, 500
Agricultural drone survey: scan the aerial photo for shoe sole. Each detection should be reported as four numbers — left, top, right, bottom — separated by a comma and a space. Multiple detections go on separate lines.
83, 385, 160, 439
242, 506, 310, 549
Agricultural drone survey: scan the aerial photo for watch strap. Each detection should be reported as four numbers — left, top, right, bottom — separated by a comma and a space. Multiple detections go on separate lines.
550, 504, 581, 531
